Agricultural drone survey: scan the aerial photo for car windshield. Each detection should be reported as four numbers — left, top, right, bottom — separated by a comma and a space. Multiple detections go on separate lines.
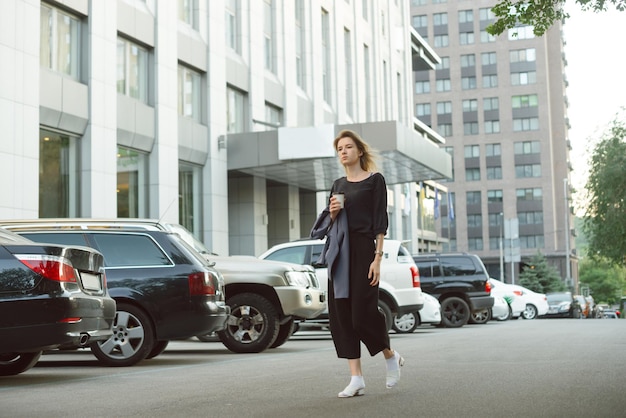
546, 293, 570, 303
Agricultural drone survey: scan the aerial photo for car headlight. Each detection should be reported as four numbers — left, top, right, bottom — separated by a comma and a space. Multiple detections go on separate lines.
559, 302, 571, 312
285, 271, 311, 288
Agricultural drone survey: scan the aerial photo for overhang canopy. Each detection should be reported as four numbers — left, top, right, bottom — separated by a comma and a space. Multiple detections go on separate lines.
226, 121, 452, 192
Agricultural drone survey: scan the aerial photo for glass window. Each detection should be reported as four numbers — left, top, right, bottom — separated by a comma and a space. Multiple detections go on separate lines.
459, 32, 474, 45
481, 52, 497, 66
264, 0, 275, 72
178, 0, 196, 28
487, 190, 503, 203
40, 4, 81, 78
435, 57, 450, 70
461, 76, 476, 90
433, 13, 448, 25
458, 10, 473, 23
519, 211, 544, 225
264, 246, 307, 265
433, 35, 449, 48
178, 65, 202, 122
512, 94, 539, 108
467, 214, 482, 227
416, 103, 431, 117
485, 120, 501, 134
321, 8, 331, 103
514, 141, 541, 154
483, 97, 499, 111
464, 145, 480, 158
515, 164, 542, 178
510, 48, 536, 63
344, 28, 354, 117
468, 238, 483, 251
460, 54, 475, 67
480, 30, 496, 43
226, 0, 241, 53
226, 86, 246, 133
486, 166, 502, 180
39, 129, 80, 218
479, 8, 495, 21
465, 168, 481, 181
516, 188, 542, 201
92, 234, 172, 267
295, 0, 305, 89
264, 102, 282, 130
520, 235, 544, 249
412, 15, 428, 30
467, 191, 481, 205
485, 144, 501, 156
508, 26, 535, 40
179, 163, 202, 234
415, 80, 430, 94
464, 122, 479, 135
483, 75, 498, 88
117, 38, 149, 103
436, 79, 451, 92
437, 101, 452, 115
117, 147, 148, 218
462, 99, 478, 112
438, 124, 452, 137
511, 71, 536, 85
513, 117, 539, 131
441, 257, 478, 276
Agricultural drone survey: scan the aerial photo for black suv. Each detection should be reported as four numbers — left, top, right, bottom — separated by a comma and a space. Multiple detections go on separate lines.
412, 253, 494, 328
12, 229, 229, 367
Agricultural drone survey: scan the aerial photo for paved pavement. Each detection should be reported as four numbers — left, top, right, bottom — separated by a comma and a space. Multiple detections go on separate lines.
1, 318, 625, 417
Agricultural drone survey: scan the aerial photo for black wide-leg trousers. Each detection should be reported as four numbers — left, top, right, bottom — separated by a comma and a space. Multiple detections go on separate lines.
327, 233, 390, 359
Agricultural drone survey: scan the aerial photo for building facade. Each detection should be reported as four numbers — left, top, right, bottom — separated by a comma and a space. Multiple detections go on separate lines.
2, 0, 451, 257
410, 0, 578, 288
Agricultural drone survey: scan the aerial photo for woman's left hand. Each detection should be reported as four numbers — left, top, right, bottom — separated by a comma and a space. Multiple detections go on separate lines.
368, 260, 381, 286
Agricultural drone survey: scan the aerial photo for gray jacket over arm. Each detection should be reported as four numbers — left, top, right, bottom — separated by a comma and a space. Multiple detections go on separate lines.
310, 208, 350, 299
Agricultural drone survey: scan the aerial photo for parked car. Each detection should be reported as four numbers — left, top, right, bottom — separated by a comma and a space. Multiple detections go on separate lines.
393, 292, 441, 333
3, 225, 229, 366
1, 219, 325, 354
470, 295, 510, 324
0, 228, 115, 376
509, 284, 550, 320
488, 278, 526, 319
412, 253, 494, 328
603, 310, 619, 319
544, 292, 581, 318
260, 238, 424, 331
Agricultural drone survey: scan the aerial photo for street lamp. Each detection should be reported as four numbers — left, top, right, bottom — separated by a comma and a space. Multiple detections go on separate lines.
499, 212, 504, 283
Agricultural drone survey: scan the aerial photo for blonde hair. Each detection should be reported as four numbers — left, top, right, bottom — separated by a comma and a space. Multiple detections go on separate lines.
333, 129, 379, 173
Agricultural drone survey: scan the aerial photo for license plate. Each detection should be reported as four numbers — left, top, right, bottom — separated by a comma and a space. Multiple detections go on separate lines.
80, 272, 102, 291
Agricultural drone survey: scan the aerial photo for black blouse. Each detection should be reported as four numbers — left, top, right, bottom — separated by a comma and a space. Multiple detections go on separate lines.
329, 172, 389, 239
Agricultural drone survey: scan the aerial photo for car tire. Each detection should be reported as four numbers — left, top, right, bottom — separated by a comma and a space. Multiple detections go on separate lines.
522, 304, 539, 320
90, 303, 155, 367
217, 293, 280, 353
392, 311, 419, 333
270, 319, 296, 348
495, 305, 512, 321
378, 300, 393, 331
469, 308, 491, 324
440, 297, 470, 328
145, 340, 169, 359
0, 351, 42, 376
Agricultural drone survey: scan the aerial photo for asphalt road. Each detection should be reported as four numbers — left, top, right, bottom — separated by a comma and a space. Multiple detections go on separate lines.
1, 318, 625, 418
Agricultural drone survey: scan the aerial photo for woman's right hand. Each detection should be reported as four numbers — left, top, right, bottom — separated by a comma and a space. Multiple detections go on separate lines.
329, 195, 342, 220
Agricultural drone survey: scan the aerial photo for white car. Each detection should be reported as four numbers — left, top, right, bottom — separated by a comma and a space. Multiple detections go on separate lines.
259, 239, 424, 330
509, 284, 549, 319
470, 295, 511, 323
488, 279, 526, 319
393, 292, 441, 333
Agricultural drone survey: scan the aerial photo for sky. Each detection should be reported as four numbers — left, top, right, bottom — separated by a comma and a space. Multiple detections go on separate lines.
561, 2, 626, 212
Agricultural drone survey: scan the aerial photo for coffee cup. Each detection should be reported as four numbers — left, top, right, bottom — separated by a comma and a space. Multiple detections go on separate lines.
333, 192, 345, 208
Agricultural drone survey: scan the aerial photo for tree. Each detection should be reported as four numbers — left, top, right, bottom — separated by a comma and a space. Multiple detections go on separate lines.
579, 258, 625, 304
583, 114, 626, 266
486, 0, 626, 36
518, 251, 566, 293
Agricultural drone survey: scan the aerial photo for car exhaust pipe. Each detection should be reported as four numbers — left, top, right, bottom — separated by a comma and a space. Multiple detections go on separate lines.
79, 333, 90, 346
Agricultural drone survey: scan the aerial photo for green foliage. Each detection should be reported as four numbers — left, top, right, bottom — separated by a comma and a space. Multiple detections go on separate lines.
518, 251, 566, 293
487, 0, 626, 36
579, 257, 626, 304
583, 114, 626, 266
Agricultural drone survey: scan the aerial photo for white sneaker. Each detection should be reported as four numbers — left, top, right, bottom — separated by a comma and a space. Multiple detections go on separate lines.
338, 383, 365, 398
386, 351, 405, 389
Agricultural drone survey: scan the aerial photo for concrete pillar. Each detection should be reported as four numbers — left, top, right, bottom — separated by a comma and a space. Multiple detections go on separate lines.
228, 175, 268, 256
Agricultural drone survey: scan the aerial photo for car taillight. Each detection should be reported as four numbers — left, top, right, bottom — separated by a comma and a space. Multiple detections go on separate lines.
17, 254, 77, 283
410, 265, 421, 288
188, 271, 216, 296
485, 280, 492, 294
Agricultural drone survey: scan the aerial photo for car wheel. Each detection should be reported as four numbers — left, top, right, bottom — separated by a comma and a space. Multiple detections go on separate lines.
145, 341, 169, 359
469, 309, 491, 324
495, 305, 512, 321
378, 300, 393, 331
440, 297, 470, 328
270, 319, 296, 348
0, 352, 42, 376
522, 304, 538, 320
217, 293, 280, 353
90, 303, 155, 367
392, 311, 419, 333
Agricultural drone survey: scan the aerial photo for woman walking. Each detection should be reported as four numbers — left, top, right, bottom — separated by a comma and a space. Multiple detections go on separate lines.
310, 129, 403, 398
